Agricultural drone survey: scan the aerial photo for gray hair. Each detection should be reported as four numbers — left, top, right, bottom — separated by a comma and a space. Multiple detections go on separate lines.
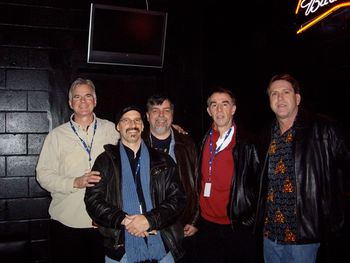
68, 78, 97, 101
207, 87, 236, 106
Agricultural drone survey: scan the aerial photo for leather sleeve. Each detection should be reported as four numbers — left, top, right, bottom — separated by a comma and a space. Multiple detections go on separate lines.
84, 152, 127, 229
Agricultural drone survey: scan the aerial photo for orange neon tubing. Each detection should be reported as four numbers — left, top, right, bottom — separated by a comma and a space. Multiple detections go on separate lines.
296, 3, 350, 34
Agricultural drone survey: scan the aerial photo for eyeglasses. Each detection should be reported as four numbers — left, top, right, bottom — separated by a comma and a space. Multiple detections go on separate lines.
72, 94, 95, 101
119, 118, 143, 125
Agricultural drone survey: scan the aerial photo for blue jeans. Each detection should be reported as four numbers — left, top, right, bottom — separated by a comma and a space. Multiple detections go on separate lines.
105, 252, 175, 263
264, 238, 320, 263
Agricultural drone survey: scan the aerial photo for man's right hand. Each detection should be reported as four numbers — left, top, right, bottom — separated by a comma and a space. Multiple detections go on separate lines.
73, 171, 101, 188
184, 224, 198, 237
172, 124, 188, 134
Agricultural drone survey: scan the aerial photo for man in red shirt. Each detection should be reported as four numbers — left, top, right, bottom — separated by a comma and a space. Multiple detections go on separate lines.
195, 87, 261, 263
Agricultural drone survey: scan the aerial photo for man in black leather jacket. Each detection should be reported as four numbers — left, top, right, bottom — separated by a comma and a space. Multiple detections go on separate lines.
255, 73, 350, 263
195, 87, 260, 263
143, 94, 198, 262
84, 105, 186, 263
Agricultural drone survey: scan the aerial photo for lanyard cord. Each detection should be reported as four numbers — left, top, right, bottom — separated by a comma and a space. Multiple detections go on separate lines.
208, 127, 232, 180
134, 157, 147, 214
70, 120, 97, 169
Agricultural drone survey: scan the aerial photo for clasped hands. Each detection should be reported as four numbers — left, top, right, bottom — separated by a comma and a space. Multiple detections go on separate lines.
122, 214, 157, 238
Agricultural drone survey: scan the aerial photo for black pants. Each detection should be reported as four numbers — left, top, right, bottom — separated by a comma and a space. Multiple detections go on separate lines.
177, 235, 197, 263
195, 218, 261, 263
49, 220, 105, 263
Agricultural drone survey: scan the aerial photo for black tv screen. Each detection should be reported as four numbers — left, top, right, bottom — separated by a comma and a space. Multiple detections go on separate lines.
87, 4, 168, 68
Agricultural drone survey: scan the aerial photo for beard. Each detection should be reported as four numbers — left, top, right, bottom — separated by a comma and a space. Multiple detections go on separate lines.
154, 126, 168, 135
121, 128, 142, 144
153, 117, 171, 135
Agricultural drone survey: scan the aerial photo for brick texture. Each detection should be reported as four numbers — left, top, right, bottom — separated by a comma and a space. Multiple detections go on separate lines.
28, 134, 46, 155
0, 134, 26, 155
0, 221, 30, 238
28, 91, 49, 112
6, 198, 50, 220
6, 112, 50, 133
29, 177, 49, 197
0, 177, 28, 198
0, 91, 27, 111
0, 47, 28, 68
0, 69, 5, 89
7, 70, 49, 91
0, 157, 4, 177
7, 156, 38, 177
0, 113, 5, 132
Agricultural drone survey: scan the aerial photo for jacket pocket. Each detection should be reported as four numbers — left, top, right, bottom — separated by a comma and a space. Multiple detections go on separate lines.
98, 226, 124, 250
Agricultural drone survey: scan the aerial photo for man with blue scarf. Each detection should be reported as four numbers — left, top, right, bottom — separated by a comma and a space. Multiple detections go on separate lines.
85, 105, 186, 263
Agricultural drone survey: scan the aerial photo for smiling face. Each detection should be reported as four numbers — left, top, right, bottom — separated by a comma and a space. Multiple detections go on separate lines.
146, 99, 173, 138
117, 110, 144, 147
68, 84, 97, 119
207, 92, 236, 132
268, 79, 301, 123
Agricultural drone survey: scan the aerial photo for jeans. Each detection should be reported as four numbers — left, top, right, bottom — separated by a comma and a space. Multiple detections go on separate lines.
264, 237, 320, 263
105, 252, 175, 263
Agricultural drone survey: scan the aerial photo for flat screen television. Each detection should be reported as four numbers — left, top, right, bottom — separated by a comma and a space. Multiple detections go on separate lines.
87, 4, 168, 68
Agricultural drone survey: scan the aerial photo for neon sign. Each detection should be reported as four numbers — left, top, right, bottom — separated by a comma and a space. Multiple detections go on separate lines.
295, 0, 350, 34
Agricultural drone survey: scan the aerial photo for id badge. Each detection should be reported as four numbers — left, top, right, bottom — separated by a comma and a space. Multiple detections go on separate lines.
204, 182, 212, 197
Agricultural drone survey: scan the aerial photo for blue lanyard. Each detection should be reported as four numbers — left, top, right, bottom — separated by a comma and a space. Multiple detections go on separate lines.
134, 157, 144, 213
208, 127, 232, 179
135, 157, 141, 176
70, 120, 97, 169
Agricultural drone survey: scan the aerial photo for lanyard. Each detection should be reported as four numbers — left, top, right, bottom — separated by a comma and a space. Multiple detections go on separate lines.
134, 157, 145, 214
70, 120, 97, 169
208, 127, 232, 180
135, 157, 141, 176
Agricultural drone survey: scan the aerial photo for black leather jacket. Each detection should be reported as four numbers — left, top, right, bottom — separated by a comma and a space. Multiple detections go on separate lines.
256, 109, 350, 243
197, 126, 260, 229
84, 142, 186, 261
143, 128, 199, 226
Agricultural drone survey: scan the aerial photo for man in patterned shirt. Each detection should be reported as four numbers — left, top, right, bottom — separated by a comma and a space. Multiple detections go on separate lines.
255, 73, 350, 263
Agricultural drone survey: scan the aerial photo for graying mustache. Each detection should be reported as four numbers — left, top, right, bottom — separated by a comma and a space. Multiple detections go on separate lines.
156, 117, 167, 122
126, 128, 140, 132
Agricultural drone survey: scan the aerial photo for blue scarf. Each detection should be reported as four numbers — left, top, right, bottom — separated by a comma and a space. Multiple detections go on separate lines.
120, 141, 166, 263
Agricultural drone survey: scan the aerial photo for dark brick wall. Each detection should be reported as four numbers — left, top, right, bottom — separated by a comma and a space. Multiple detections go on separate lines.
0, 45, 53, 262
0, 52, 53, 263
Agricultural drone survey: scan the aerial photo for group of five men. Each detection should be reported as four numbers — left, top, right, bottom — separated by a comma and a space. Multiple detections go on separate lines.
36, 75, 349, 263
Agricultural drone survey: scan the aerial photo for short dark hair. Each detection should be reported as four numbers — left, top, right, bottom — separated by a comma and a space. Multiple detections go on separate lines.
146, 94, 174, 112
207, 87, 236, 106
267, 74, 300, 95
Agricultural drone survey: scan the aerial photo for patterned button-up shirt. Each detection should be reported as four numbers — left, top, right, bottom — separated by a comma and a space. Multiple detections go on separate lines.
264, 123, 297, 243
